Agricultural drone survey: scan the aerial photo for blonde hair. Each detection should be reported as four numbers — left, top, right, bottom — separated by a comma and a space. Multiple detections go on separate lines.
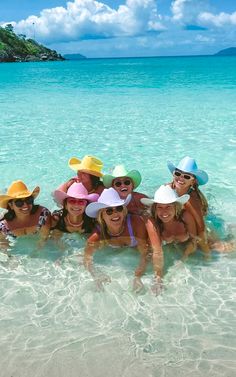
152, 202, 184, 234
97, 206, 128, 244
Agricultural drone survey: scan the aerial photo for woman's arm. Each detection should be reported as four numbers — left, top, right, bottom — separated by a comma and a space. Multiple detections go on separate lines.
57, 177, 78, 193
182, 210, 198, 259
38, 209, 51, 248
144, 217, 163, 279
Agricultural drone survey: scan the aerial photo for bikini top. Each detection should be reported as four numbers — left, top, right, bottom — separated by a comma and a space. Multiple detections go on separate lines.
97, 214, 138, 248
0, 207, 50, 238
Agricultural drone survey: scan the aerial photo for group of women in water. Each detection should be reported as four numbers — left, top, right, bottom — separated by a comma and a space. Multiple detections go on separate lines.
0, 154, 232, 293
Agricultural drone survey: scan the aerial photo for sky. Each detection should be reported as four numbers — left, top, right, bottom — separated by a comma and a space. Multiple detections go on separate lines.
1, 0, 236, 58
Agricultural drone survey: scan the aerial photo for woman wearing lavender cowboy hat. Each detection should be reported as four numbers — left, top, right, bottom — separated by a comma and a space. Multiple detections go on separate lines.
51, 182, 99, 235
167, 156, 209, 253
141, 185, 198, 261
84, 188, 163, 292
102, 164, 148, 215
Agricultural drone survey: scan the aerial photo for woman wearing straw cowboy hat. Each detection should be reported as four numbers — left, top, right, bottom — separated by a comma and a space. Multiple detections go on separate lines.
167, 156, 209, 253
141, 185, 198, 262
84, 188, 163, 292
0, 180, 51, 245
51, 182, 99, 235
102, 164, 148, 215
58, 155, 105, 195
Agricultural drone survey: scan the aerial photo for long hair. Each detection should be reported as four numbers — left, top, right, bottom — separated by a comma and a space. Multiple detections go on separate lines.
171, 180, 208, 215
97, 206, 128, 243
90, 175, 103, 189
151, 202, 183, 235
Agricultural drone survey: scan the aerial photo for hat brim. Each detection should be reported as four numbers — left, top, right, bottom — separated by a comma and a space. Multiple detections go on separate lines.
0, 186, 40, 209
53, 189, 99, 207
167, 161, 208, 186
86, 194, 131, 218
68, 157, 103, 177
141, 194, 189, 206
103, 170, 141, 189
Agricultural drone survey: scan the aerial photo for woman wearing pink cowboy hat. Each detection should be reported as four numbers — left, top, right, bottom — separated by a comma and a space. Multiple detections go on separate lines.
84, 188, 163, 293
58, 155, 105, 195
141, 185, 198, 261
167, 156, 209, 253
52, 182, 99, 234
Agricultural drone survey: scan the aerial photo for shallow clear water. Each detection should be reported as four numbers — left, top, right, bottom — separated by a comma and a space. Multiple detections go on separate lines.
0, 56, 236, 376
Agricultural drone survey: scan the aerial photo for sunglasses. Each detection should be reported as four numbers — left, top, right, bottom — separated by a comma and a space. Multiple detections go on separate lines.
105, 206, 124, 216
67, 198, 87, 206
174, 170, 194, 180
114, 179, 131, 188
13, 196, 34, 208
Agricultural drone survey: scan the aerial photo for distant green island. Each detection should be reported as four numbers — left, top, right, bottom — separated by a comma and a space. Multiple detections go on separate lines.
215, 47, 236, 56
63, 53, 86, 60
0, 24, 64, 62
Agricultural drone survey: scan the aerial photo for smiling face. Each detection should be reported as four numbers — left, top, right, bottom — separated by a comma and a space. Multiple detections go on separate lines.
101, 205, 126, 229
155, 203, 176, 223
112, 177, 133, 199
65, 198, 87, 216
9, 196, 34, 217
173, 169, 195, 193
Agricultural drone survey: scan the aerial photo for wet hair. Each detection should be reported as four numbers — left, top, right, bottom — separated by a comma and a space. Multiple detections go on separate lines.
4, 202, 39, 221
151, 202, 183, 235
97, 206, 128, 243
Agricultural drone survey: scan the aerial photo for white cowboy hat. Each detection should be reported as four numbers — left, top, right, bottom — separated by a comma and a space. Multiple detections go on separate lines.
141, 185, 189, 206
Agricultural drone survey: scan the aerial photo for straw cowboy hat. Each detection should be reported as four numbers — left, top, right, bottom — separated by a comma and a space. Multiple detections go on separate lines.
86, 188, 131, 218
68, 155, 103, 177
0, 180, 40, 209
103, 164, 142, 189
167, 156, 208, 185
141, 185, 189, 206
53, 182, 99, 207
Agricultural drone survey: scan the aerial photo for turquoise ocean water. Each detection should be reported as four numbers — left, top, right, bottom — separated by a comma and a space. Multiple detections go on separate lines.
0, 56, 236, 376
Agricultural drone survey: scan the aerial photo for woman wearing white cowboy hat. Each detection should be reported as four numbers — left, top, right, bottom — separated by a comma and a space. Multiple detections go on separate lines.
51, 182, 99, 235
84, 187, 163, 293
141, 185, 198, 261
167, 156, 209, 253
102, 164, 148, 215
58, 154, 105, 196
0, 180, 51, 248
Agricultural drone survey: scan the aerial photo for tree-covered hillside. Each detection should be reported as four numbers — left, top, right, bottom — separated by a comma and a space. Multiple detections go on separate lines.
0, 24, 64, 62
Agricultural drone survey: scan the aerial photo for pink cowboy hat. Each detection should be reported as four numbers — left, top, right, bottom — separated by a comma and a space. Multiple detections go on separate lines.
53, 182, 99, 207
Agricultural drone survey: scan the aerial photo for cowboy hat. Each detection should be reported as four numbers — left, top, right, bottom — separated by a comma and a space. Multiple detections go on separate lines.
68, 155, 103, 177
141, 185, 189, 206
103, 164, 141, 189
167, 156, 208, 185
86, 188, 131, 218
0, 180, 40, 209
53, 182, 99, 207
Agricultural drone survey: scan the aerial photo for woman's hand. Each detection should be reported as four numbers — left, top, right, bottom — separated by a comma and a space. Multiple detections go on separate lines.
133, 276, 144, 293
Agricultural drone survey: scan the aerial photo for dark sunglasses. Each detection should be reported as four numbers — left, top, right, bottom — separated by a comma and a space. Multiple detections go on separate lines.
174, 170, 193, 180
114, 179, 131, 188
13, 196, 34, 208
105, 206, 124, 216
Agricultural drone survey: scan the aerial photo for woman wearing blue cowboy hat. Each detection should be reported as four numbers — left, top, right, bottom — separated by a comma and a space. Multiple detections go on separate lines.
167, 156, 209, 253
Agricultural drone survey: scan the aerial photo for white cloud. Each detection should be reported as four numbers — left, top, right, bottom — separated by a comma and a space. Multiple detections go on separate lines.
198, 11, 236, 27
195, 34, 215, 43
5, 0, 164, 43
171, 0, 209, 24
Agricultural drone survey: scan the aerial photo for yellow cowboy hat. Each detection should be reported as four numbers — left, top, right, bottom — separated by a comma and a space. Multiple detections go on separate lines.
0, 180, 40, 209
68, 155, 103, 177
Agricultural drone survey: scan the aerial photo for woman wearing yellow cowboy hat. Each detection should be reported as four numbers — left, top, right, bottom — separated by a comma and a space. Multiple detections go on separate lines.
102, 164, 148, 215
0, 180, 51, 244
58, 155, 105, 195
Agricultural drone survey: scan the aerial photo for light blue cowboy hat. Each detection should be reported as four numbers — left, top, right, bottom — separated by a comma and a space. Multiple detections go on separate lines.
103, 164, 142, 189
167, 156, 208, 186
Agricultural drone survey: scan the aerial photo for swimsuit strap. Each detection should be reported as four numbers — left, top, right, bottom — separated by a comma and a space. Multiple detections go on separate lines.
127, 214, 138, 247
